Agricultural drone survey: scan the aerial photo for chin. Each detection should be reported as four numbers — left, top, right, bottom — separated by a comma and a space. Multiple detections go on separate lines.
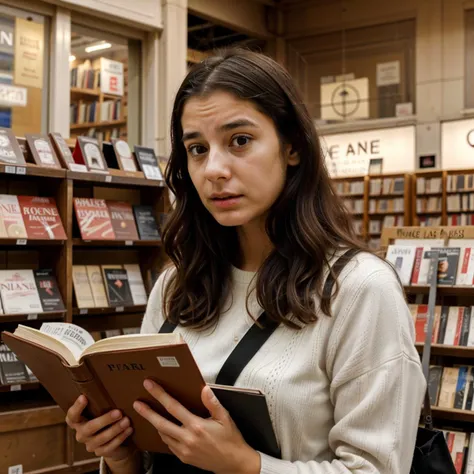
210, 210, 253, 227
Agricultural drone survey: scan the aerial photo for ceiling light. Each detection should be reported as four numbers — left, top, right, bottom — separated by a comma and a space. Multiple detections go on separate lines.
69, 55, 76, 62
85, 42, 112, 53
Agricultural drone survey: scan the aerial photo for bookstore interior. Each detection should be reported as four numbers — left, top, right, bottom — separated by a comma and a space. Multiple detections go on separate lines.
1, 0, 474, 473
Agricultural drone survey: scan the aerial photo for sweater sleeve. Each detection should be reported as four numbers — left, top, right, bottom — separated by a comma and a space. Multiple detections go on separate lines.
258, 264, 426, 474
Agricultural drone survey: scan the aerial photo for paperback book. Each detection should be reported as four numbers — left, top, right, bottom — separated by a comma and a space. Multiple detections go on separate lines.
74, 198, 115, 240
133, 205, 160, 240
0, 269, 43, 314
107, 201, 139, 240
102, 267, 134, 307
34, 269, 65, 312
385, 245, 417, 285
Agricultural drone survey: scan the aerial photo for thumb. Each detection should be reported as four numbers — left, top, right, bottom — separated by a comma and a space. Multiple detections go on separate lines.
202, 386, 228, 421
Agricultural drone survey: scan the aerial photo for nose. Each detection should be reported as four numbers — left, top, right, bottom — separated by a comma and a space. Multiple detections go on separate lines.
203, 148, 231, 182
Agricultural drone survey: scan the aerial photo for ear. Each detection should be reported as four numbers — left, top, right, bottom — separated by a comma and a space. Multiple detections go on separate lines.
283, 143, 300, 166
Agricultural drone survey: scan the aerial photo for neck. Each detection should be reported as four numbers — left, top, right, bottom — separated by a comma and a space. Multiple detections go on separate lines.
237, 219, 272, 272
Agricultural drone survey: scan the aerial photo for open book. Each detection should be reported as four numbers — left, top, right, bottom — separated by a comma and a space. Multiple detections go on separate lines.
2, 323, 279, 457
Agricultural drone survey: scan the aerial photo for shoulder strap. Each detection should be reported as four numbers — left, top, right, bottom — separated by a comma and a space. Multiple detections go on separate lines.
158, 248, 360, 386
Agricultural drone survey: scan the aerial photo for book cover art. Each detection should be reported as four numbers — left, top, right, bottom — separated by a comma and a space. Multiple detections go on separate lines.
107, 201, 139, 240
134, 146, 163, 180
444, 307, 463, 346
0, 269, 43, 314
455, 247, 474, 286
86, 266, 108, 307
18, 196, 67, 240
428, 365, 443, 405
133, 205, 160, 240
25, 134, 61, 169
411, 247, 432, 285
50, 132, 87, 172
438, 367, 459, 408
33, 269, 65, 312
0, 343, 28, 384
385, 245, 417, 285
75, 137, 108, 173
0, 194, 27, 238
124, 264, 147, 305
72, 265, 95, 309
0, 128, 26, 165
112, 139, 137, 172
429, 247, 461, 286
103, 268, 134, 307
74, 198, 115, 240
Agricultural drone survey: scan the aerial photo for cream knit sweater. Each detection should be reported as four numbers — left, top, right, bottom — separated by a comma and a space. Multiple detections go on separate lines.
102, 251, 426, 474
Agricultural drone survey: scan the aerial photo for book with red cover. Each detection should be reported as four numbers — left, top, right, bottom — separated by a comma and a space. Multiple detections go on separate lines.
107, 201, 139, 240
73, 137, 108, 174
74, 198, 115, 240
18, 196, 67, 240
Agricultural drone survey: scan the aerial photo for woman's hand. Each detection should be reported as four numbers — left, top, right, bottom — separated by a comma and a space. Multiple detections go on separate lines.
66, 395, 139, 472
133, 380, 261, 474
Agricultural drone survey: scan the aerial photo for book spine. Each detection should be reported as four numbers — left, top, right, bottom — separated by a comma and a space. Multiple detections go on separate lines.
454, 367, 468, 409
437, 306, 449, 344
454, 308, 465, 346
461, 307, 472, 347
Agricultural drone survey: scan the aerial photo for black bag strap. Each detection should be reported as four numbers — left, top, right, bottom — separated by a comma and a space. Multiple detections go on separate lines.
158, 248, 360, 386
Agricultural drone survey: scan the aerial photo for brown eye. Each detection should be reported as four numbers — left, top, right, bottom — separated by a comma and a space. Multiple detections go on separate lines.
188, 145, 207, 156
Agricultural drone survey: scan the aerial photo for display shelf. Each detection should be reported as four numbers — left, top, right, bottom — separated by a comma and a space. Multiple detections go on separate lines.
405, 285, 474, 297
72, 238, 161, 247
0, 310, 66, 324
0, 163, 66, 179
70, 119, 127, 130
415, 343, 474, 358
431, 407, 474, 423
72, 304, 146, 316
67, 170, 165, 187
0, 382, 41, 393
0, 238, 66, 247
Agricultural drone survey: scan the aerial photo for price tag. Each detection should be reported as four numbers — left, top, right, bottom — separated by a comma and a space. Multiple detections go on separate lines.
115, 306, 125, 313
16, 167, 26, 175
84, 240, 91, 243
125, 240, 133, 246
16, 239, 27, 245
105, 175, 112, 182
79, 309, 88, 315
8, 465, 23, 474
10, 385, 21, 392
27, 314, 38, 320
5, 165, 16, 174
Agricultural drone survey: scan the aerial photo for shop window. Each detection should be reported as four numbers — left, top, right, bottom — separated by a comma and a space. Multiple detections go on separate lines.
286, 20, 416, 124
0, 5, 49, 135
69, 25, 141, 147
466, 10, 474, 109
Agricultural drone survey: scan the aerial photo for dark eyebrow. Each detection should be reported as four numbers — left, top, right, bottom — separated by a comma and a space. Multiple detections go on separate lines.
182, 119, 258, 142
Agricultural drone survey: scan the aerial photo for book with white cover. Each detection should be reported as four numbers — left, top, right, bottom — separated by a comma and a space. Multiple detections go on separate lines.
385, 245, 417, 285
444, 307, 461, 346
465, 433, 474, 473
0, 269, 43, 314
124, 264, 147, 305
455, 247, 474, 286
72, 265, 95, 309
410, 246, 432, 286
394, 238, 445, 247
86, 266, 108, 307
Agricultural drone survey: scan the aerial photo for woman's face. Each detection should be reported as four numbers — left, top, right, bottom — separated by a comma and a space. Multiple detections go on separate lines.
182, 91, 299, 228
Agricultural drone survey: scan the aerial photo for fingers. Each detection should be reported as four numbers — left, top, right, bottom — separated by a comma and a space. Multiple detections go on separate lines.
94, 426, 133, 457
143, 379, 194, 425
66, 395, 88, 427
86, 417, 132, 453
133, 400, 184, 439
81, 409, 123, 440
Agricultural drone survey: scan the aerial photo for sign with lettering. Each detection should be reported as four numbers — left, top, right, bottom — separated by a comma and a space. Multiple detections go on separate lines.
321, 125, 415, 177
0, 84, 27, 107
0, 22, 14, 55
100, 58, 124, 96
441, 118, 474, 169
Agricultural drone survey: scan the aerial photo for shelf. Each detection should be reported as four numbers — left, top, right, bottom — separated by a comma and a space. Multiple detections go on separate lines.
431, 406, 474, 423
0, 310, 66, 323
416, 210, 442, 215
405, 285, 474, 296
0, 382, 41, 393
0, 238, 66, 247
73, 312, 145, 331
0, 163, 66, 179
70, 120, 126, 130
369, 193, 405, 198
416, 192, 443, 197
415, 343, 474, 358
369, 211, 405, 216
73, 239, 161, 247
447, 189, 474, 195
70, 87, 100, 98
341, 193, 364, 198
67, 170, 165, 187
73, 305, 146, 316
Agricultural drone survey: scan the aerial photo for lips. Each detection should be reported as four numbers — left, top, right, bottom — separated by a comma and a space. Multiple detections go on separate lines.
210, 194, 243, 201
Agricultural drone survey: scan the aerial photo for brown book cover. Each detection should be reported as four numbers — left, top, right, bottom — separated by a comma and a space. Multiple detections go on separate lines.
73, 137, 109, 174
3, 323, 279, 457
18, 196, 67, 240
0, 128, 26, 165
111, 139, 137, 172
49, 133, 88, 172
25, 134, 62, 169
73, 198, 115, 240
107, 201, 139, 240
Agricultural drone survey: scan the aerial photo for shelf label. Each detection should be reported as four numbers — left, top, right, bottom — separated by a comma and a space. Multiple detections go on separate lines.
16, 239, 27, 245
8, 465, 23, 474
10, 385, 21, 392
16, 167, 26, 175
83, 240, 91, 243
116, 306, 124, 313
79, 309, 88, 315
27, 314, 38, 320
5, 166, 16, 174
125, 240, 133, 246
105, 175, 112, 182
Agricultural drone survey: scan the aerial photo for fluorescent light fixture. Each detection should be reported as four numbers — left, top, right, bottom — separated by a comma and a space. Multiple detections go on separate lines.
69, 55, 76, 62
85, 42, 112, 53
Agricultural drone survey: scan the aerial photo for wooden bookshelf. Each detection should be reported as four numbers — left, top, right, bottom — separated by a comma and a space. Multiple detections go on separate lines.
412, 169, 445, 227
0, 146, 169, 473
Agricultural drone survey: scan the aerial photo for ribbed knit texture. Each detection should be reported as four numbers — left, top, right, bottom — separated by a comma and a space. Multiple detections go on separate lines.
102, 252, 426, 474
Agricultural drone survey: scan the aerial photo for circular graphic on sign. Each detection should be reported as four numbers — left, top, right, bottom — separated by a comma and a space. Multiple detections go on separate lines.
467, 129, 474, 148
331, 84, 361, 118
115, 140, 132, 158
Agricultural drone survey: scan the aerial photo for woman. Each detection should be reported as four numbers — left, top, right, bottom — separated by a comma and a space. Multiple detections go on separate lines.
66, 49, 426, 474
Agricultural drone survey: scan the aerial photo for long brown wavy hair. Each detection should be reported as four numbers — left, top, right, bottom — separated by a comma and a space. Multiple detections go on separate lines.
162, 48, 366, 329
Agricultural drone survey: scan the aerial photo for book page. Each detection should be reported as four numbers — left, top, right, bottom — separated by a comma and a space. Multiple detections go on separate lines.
40, 323, 95, 360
